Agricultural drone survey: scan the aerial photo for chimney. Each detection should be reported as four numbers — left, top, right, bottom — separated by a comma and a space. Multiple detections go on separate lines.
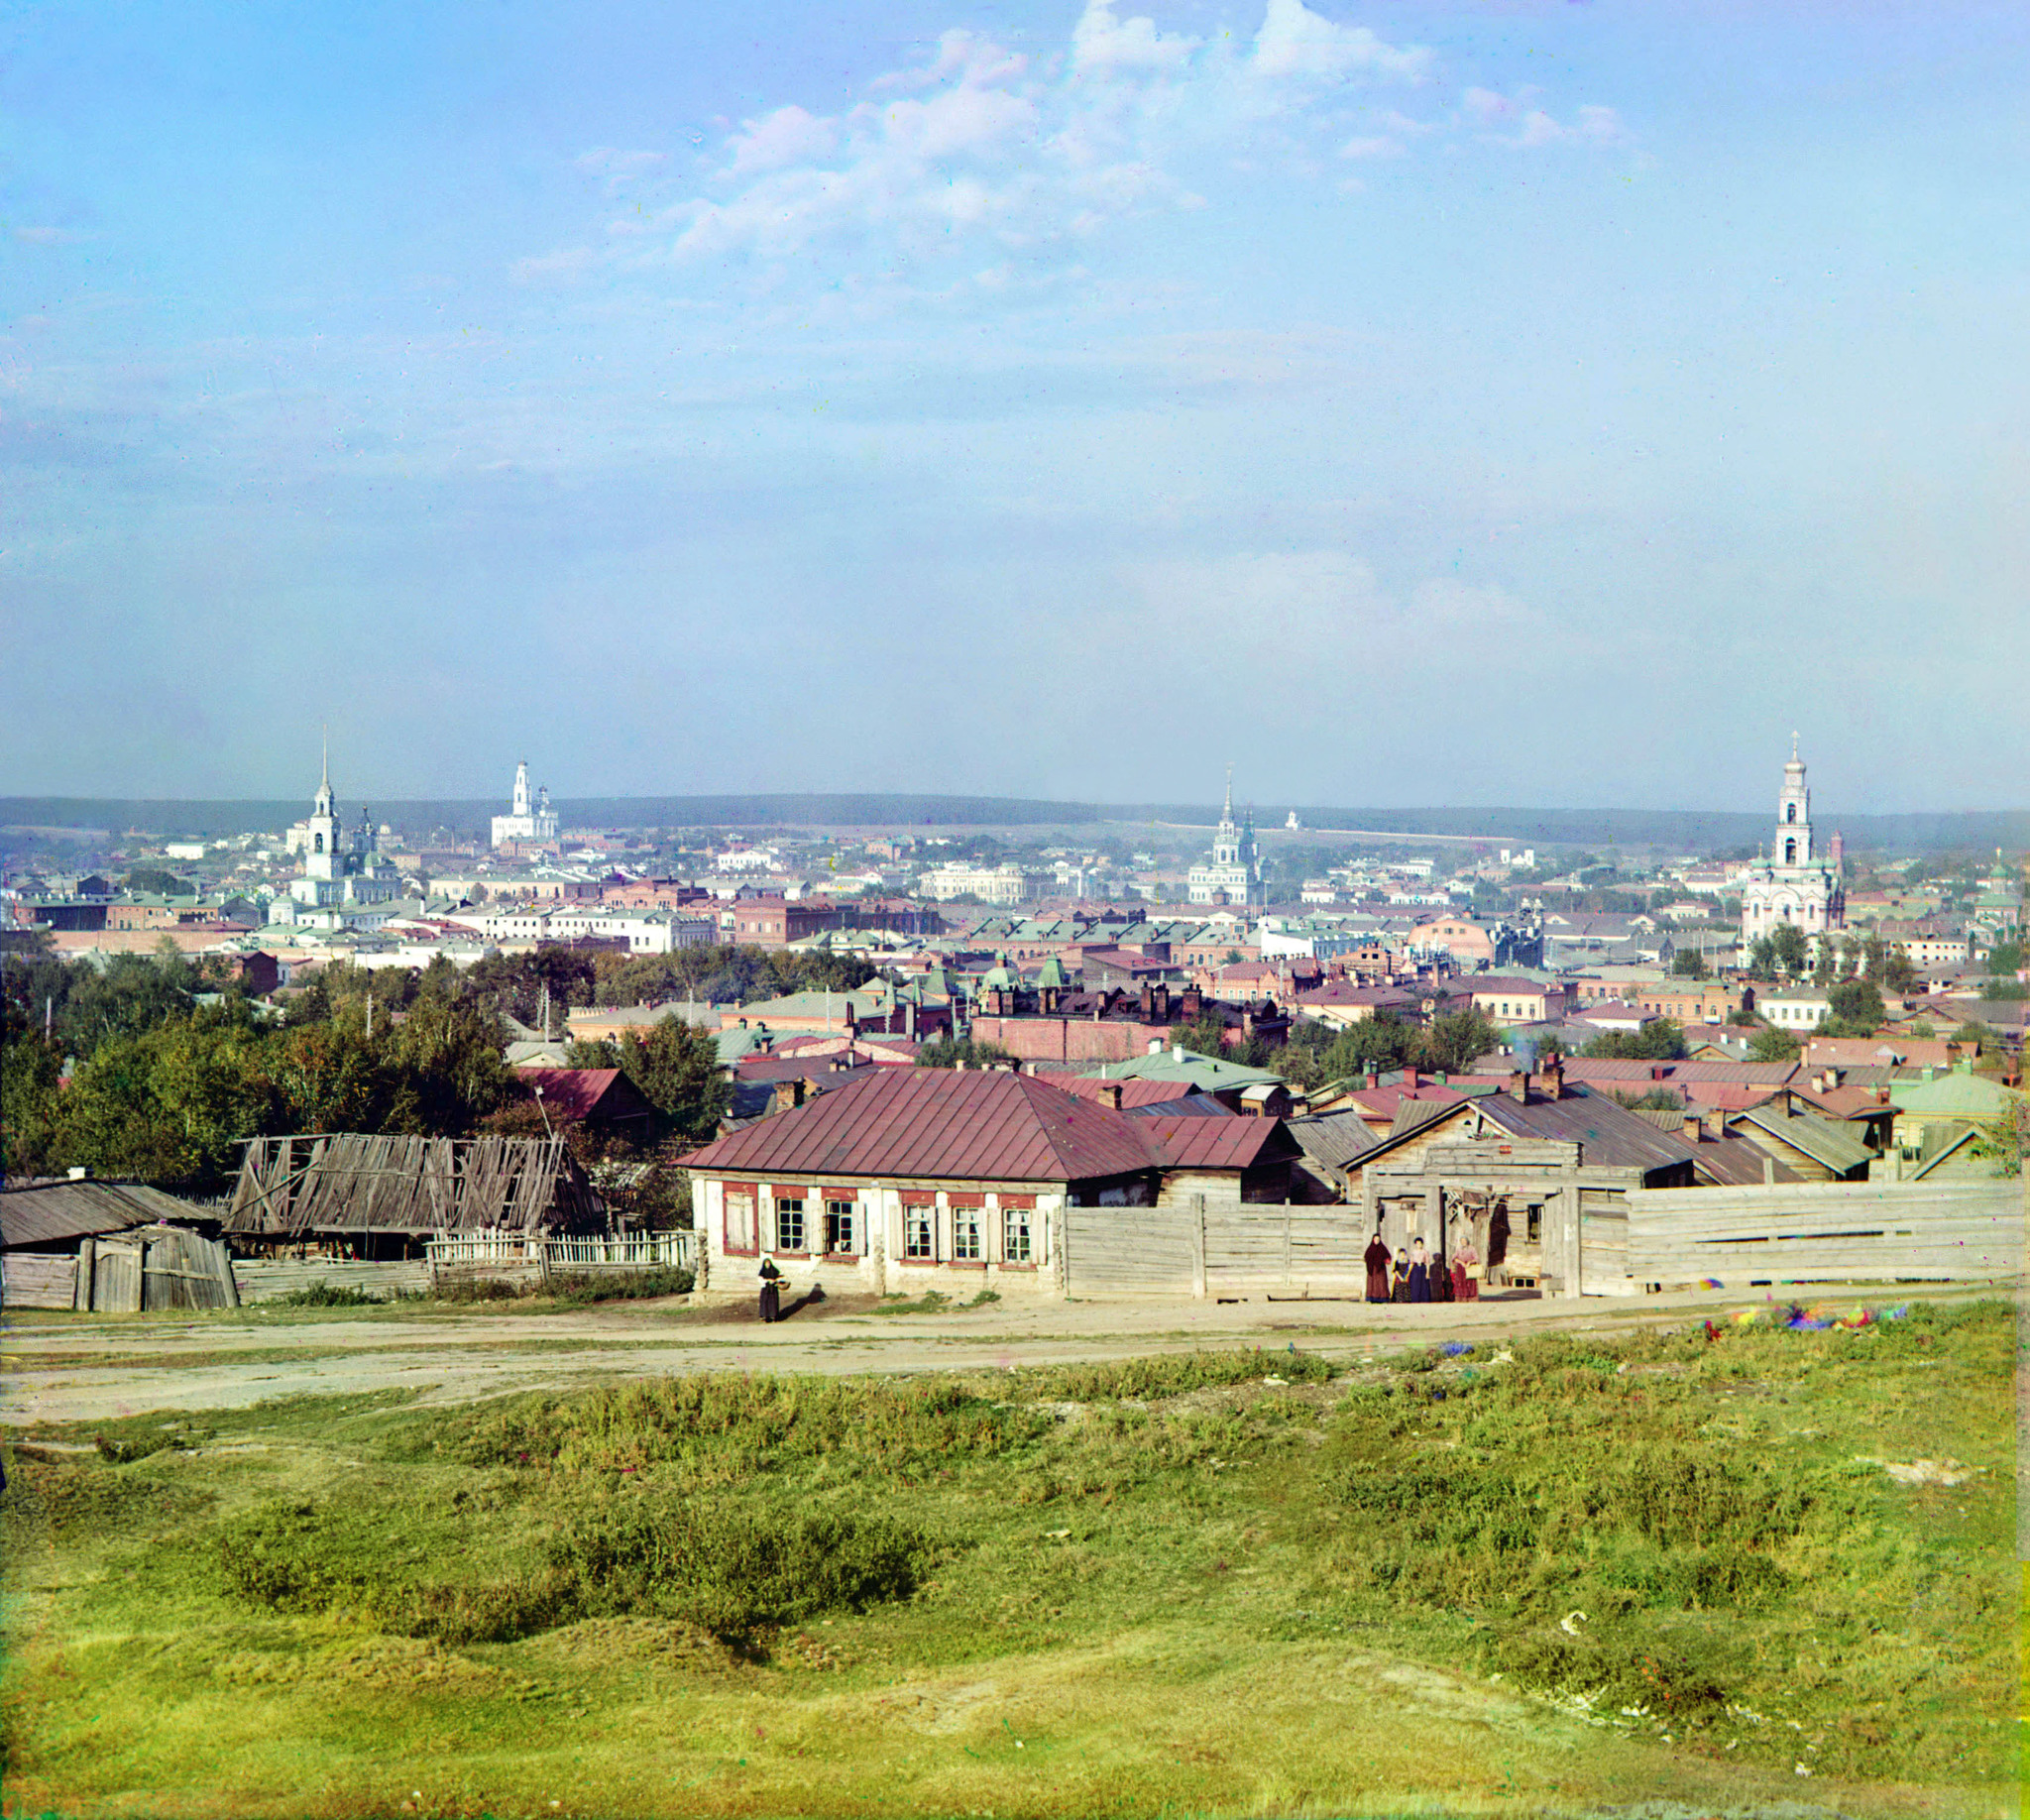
1148, 1037, 1164, 1055
1154, 981, 1171, 1021
1402, 1068, 1418, 1089
1510, 1070, 1528, 1103
1682, 1112, 1703, 1145
1365, 1072, 1380, 1091
1139, 981, 1155, 1017
1541, 1058, 1564, 1099
790, 1078, 807, 1108
1099, 1081, 1123, 1110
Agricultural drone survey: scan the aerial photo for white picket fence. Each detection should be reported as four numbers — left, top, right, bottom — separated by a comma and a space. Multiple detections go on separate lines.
425, 1228, 695, 1276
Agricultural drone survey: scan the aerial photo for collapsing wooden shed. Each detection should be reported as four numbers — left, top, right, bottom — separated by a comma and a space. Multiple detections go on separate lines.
225, 1134, 606, 1255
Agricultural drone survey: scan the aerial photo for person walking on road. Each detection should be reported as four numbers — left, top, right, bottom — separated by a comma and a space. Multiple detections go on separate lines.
758, 1256, 782, 1323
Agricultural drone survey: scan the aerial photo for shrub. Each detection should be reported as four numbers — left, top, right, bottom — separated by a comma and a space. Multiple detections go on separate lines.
543, 1267, 695, 1305
276, 1282, 386, 1308
552, 1497, 932, 1639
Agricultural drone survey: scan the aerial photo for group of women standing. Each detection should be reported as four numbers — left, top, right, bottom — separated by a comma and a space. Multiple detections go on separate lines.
1362, 1226, 1484, 1305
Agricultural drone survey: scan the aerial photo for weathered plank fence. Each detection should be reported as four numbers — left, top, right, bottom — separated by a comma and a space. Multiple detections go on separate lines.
1064, 1198, 1368, 1300
1624, 1181, 2022, 1287
231, 1259, 433, 1303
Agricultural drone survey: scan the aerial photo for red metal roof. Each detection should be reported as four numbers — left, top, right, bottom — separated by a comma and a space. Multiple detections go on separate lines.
1128, 1116, 1296, 1170
515, 1069, 649, 1124
678, 1068, 1162, 1185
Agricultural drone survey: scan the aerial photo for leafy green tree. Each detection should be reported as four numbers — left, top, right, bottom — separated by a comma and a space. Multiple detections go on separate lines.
1417, 1008, 1501, 1075
1171, 1013, 1230, 1057
121, 867, 195, 897
383, 995, 510, 1135
617, 1019, 732, 1146
1824, 978, 1886, 1036
61, 1020, 274, 1186
0, 1027, 65, 1176
1748, 1024, 1801, 1064
268, 1016, 395, 1133
1581, 1019, 1687, 1062
1768, 923, 1810, 977
1670, 950, 1709, 979
914, 1037, 1018, 1071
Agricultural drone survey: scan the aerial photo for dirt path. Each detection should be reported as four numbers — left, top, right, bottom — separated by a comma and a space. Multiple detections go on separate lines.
0, 1281, 1994, 1427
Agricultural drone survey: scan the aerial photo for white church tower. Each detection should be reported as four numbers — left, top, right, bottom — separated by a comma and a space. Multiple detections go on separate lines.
1740, 736, 1844, 953
491, 758, 560, 848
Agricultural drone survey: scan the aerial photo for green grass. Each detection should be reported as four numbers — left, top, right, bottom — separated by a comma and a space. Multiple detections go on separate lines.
870, 1287, 1003, 1315
1, 1309, 2016, 1817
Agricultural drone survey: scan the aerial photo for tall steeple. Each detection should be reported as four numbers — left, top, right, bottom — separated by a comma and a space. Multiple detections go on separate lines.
312, 726, 335, 818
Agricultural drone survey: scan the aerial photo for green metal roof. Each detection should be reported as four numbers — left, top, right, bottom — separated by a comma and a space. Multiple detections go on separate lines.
1078, 1047, 1288, 1091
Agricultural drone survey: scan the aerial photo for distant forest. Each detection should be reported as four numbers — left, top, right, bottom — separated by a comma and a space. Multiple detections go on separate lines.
2, 794, 2026, 854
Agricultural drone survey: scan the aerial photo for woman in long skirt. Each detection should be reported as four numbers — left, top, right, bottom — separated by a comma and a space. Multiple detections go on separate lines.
758, 1257, 782, 1323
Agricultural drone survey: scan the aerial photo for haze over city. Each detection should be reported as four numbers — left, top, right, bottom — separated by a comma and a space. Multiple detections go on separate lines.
6, 1, 2027, 810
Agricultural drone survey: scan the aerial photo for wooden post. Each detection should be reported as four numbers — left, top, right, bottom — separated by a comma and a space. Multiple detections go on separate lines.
73, 1236, 95, 1311
1190, 1194, 1207, 1301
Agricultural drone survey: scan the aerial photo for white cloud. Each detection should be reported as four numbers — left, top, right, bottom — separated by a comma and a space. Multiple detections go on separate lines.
722, 106, 839, 177
1251, 0, 1433, 84
541, 3, 1621, 302
1072, 0, 1201, 76
1465, 88, 1631, 150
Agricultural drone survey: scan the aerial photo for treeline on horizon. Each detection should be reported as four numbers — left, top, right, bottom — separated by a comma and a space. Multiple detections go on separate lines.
5, 795, 2028, 853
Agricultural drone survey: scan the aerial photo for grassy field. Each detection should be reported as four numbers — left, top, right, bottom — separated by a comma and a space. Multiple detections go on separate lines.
0, 1299, 2016, 1818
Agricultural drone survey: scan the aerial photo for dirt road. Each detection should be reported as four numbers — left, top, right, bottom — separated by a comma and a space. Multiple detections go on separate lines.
0, 1281, 1993, 1427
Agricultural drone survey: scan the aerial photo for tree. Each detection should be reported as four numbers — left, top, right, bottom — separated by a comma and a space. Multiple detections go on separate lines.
1766, 923, 1810, 977
1580, 1019, 1687, 1063
121, 867, 195, 897
617, 1019, 732, 1146
0, 1026, 65, 1176
1171, 1013, 1229, 1057
1670, 950, 1709, 979
1824, 977, 1886, 1036
914, 1036, 1018, 1071
1417, 1008, 1500, 1076
1748, 1024, 1801, 1064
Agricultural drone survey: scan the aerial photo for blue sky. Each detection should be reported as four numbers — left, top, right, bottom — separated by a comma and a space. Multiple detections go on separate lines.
5, 0, 2026, 813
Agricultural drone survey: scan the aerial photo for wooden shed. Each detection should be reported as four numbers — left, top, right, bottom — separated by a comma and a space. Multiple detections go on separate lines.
1, 1179, 238, 1311
225, 1134, 606, 1256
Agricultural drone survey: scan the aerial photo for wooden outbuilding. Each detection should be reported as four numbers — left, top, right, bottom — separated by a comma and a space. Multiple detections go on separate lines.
225, 1133, 606, 1256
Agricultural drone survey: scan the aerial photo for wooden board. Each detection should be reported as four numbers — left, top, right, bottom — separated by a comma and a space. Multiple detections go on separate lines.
2, 1252, 78, 1309
1623, 1181, 2022, 1285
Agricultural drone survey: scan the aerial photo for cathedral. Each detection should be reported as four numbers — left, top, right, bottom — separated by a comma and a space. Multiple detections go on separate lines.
270, 740, 402, 925
1739, 739, 1844, 952
491, 759, 558, 849
1187, 770, 1261, 907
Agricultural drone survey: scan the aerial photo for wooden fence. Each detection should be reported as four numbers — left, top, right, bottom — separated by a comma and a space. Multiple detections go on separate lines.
1623, 1181, 2022, 1287
1064, 1199, 1368, 1300
232, 1259, 433, 1304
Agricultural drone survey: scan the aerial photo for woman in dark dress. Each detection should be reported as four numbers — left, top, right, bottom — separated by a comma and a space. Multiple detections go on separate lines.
758, 1256, 782, 1323
1364, 1229, 1392, 1304
1408, 1237, 1431, 1304
1390, 1247, 1410, 1303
